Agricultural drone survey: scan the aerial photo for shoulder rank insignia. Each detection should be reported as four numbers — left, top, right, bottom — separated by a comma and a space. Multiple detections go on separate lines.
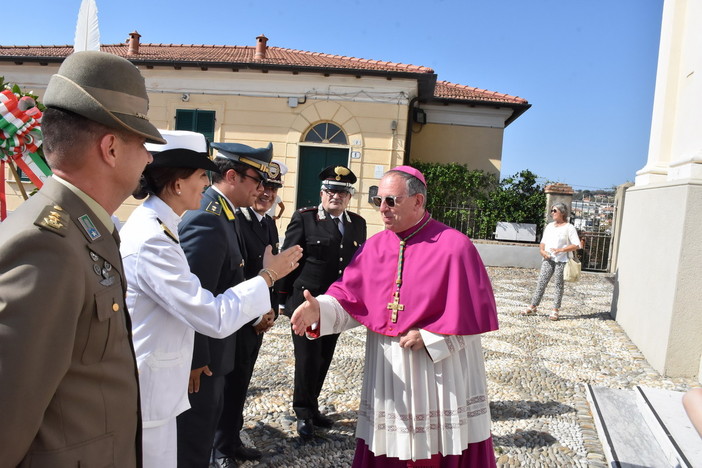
156, 217, 179, 244
34, 205, 69, 236
297, 206, 316, 213
205, 201, 222, 216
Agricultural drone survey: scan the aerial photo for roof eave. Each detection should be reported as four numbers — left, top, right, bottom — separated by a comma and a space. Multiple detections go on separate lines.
429, 97, 531, 126
131, 58, 437, 81
0, 55, 439, 97
0, 56, 65, 65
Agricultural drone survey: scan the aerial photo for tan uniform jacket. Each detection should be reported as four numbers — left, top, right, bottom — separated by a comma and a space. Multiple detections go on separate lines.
0, 178, 141, 468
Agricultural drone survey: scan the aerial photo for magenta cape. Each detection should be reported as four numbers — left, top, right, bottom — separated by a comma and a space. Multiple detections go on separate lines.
325, 214, 499, 336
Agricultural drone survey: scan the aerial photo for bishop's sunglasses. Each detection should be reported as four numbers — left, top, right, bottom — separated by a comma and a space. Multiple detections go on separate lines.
371, 195, 406, 207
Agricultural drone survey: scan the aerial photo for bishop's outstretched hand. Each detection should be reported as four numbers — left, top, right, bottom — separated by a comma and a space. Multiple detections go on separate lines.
291, 289, 320, 336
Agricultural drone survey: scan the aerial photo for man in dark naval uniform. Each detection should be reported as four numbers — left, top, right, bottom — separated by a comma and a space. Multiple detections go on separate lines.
214, 160, 287, 463
176, 142, 276, 467
279, 165, 367, 439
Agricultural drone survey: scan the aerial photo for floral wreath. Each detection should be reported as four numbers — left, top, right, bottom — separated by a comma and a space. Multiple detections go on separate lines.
0, 78, 52, 220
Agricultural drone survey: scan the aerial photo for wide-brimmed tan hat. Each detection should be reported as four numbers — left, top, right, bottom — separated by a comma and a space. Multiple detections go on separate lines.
43, 50, 165, 144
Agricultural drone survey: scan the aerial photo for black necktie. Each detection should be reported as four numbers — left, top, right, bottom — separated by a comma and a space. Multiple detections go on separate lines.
234, 217, 246, 255
333, 217, 342, 237
260, 217, 270, 244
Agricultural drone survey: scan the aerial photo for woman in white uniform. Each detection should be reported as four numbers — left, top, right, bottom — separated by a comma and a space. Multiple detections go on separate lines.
119, 131, 301, 467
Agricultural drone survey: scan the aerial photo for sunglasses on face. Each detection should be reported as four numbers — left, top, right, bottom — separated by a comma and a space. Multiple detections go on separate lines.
323, 189, 349, 197
551, 209, 558, 213
241, 172, 263, 189
371, 195, 406, 207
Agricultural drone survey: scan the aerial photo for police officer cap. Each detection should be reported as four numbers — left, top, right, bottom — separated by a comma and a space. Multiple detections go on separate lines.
43, 51, 165, 144
145, 130, 218, 172
264, 160, 288, 187
211, 142, 278, 179
319, 165, 357, 193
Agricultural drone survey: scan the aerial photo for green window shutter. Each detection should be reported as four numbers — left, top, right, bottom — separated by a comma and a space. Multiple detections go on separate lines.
176, 109, 216, 149
17, 168, 30, 182
195, 110, 216, 146
175, 109, 195, 131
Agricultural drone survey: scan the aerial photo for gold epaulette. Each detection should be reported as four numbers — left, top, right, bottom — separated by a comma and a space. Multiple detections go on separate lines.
34, 204, 69, 236
205, 201, 222, 216
156, 217, 179, 244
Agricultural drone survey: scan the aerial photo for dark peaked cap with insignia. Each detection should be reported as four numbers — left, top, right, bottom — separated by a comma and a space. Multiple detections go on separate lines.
145, 130, 218, 172
264, 160, 288, 187
211, 142, 278, 179
42, 50, 165, 144
320, 165, 357, 194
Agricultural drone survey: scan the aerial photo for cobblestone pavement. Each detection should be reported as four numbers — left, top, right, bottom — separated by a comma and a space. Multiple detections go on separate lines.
228, 267, 698, 467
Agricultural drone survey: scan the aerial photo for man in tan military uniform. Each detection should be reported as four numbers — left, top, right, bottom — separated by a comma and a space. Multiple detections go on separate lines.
0, 51, 164, 468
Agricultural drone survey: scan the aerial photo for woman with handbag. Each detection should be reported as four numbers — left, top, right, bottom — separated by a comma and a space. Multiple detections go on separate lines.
522, 203, 581, 321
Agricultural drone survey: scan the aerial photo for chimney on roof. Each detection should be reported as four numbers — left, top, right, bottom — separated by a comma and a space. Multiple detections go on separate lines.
255, 34, 268, 60
127, 31, 141, 55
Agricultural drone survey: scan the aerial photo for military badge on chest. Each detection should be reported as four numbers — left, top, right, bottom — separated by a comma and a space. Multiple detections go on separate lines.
89, 250, 115, 286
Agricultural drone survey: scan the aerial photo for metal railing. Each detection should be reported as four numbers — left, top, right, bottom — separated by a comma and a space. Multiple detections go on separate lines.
433, 197, 614, 273
576, 231, 612, 272
431, 203, 496, 240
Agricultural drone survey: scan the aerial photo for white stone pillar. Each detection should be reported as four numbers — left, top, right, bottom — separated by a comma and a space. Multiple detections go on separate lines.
636, 0, 702, 186
615, 0, 702, 381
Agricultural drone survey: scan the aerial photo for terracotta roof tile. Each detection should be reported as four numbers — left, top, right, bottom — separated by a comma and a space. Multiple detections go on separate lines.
0, 43, 435, 75
0, 43, 528, 108
434, 80, 528, 105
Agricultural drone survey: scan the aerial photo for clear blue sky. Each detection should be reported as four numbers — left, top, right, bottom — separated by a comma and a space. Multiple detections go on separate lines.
1, 0, 664, 190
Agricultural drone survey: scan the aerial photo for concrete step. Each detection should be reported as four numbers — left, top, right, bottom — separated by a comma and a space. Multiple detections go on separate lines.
635, 386, 702, 467
585, 385, 702, 468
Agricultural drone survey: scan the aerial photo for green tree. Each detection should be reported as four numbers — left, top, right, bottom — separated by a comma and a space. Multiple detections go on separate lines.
411, 161, 497, 209
407, 162, 546, 240
410, 161, 497, 237
476, 170, 547, 239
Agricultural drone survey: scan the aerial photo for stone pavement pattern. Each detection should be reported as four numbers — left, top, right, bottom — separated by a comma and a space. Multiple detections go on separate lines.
231, 267, 697, 467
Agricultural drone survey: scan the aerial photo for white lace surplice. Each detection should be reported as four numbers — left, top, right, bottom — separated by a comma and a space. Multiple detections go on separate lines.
316, 295, 492, 462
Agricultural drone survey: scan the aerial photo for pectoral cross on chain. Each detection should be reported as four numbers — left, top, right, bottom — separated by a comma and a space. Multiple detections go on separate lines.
387, 291, 404, 323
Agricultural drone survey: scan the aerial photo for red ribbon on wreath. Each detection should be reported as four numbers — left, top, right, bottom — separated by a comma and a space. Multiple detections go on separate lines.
0, 89, 51, 220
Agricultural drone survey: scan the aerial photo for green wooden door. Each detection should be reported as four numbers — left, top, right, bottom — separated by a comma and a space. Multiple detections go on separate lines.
296, 146, 349, 209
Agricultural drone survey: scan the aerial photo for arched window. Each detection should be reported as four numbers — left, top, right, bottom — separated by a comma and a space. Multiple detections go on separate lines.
303, 122, 347, 144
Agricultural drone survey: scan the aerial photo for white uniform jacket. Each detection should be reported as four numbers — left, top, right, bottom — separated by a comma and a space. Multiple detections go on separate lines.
120, 195, 270, 428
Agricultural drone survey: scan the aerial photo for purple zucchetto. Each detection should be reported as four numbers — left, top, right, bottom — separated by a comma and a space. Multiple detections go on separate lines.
390, 165, 426, 186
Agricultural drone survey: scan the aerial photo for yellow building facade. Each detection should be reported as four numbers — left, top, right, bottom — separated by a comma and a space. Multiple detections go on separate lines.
0, 37, 529, 235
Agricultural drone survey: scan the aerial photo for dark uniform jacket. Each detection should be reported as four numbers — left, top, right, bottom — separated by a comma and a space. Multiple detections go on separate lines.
213, 207, 280, 452
179, 187, 246, 375
0, 178, 141, 468
279, 206, 367, 313
236, 207, 280, 311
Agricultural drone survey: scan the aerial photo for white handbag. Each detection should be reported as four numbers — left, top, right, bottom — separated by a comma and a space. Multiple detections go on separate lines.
564, 251, 581, 282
